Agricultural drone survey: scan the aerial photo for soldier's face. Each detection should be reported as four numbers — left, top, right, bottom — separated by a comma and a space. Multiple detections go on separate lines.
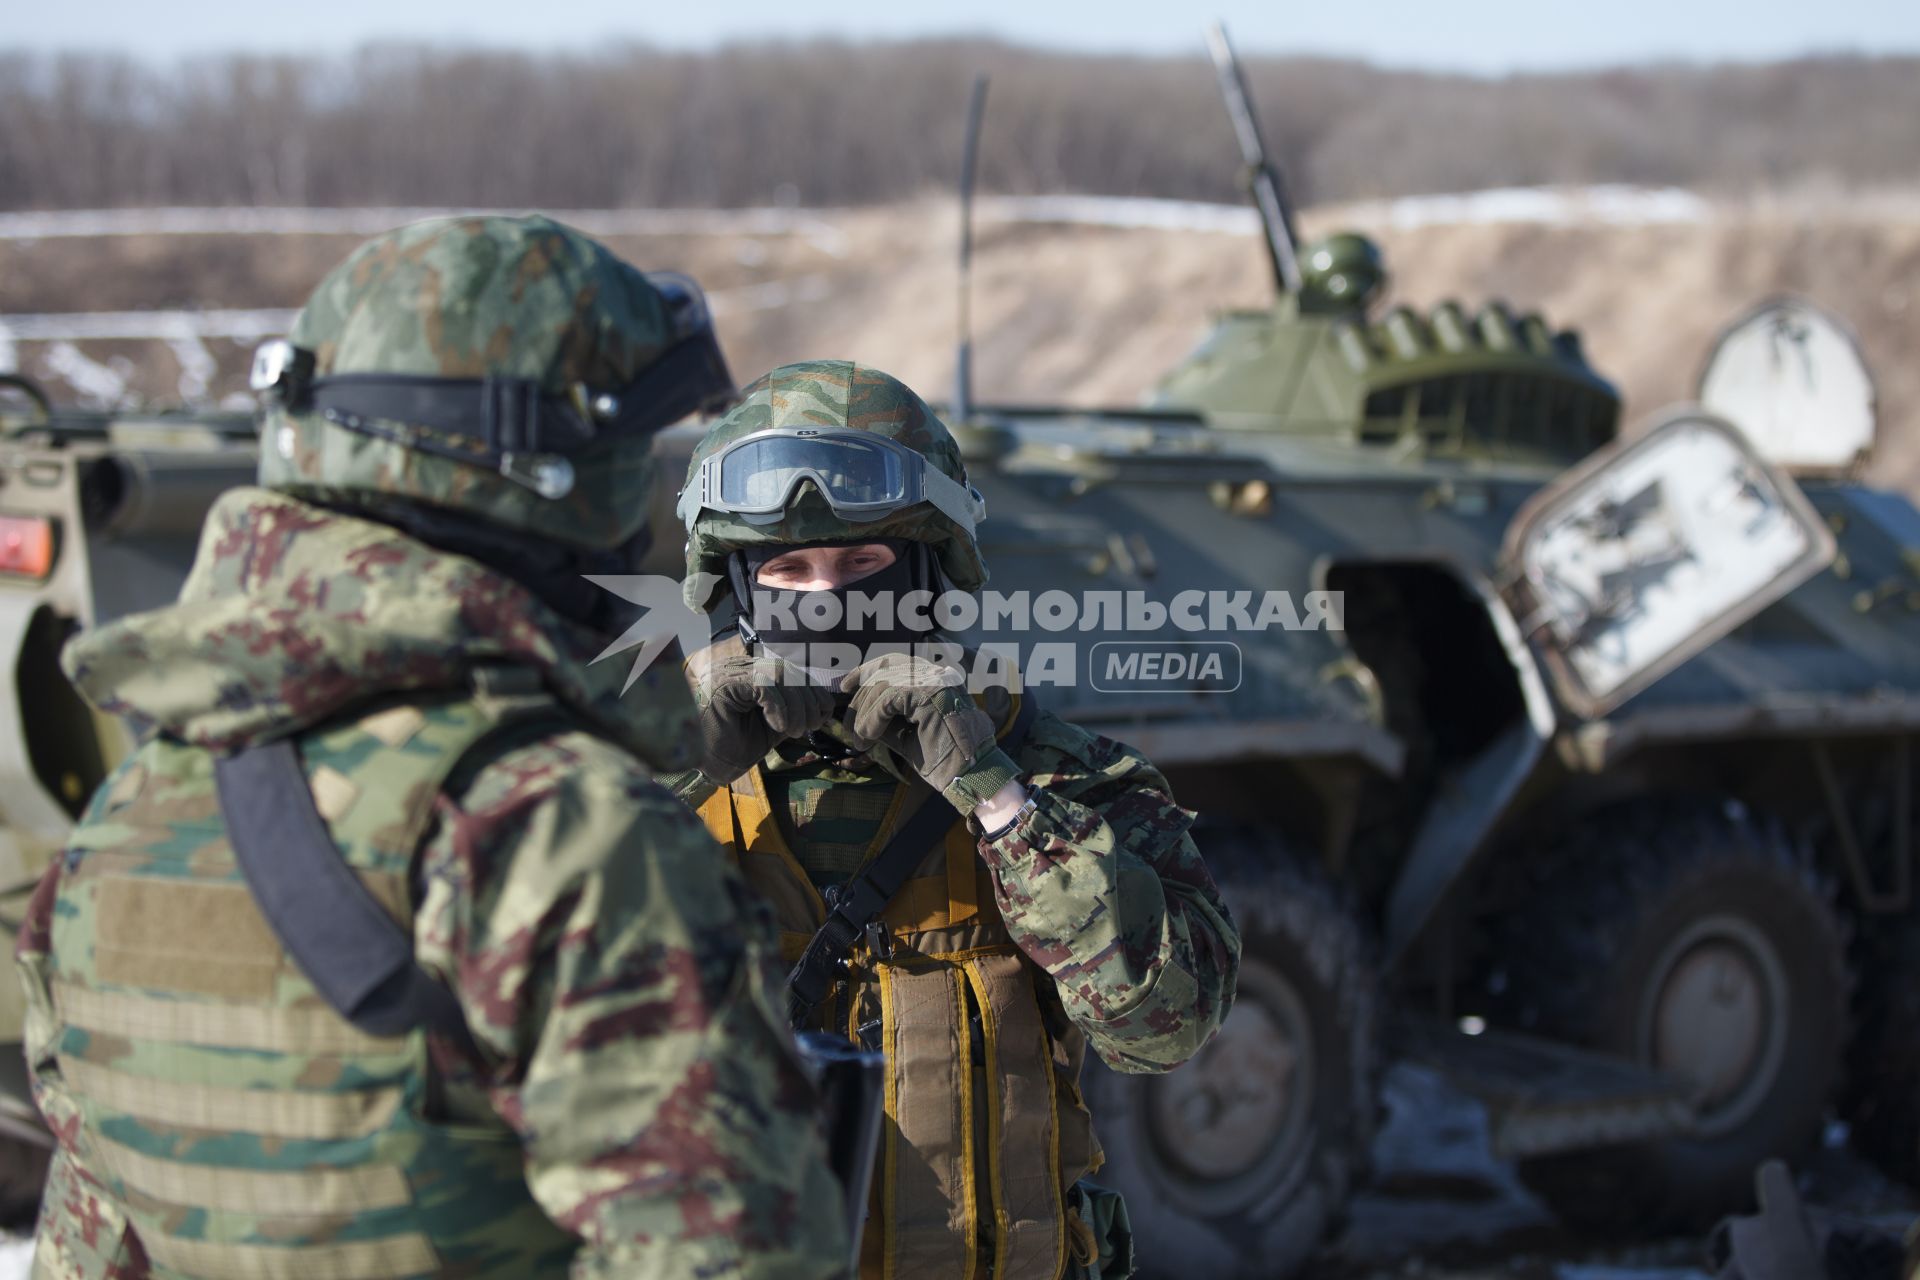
754, 543, 898, 593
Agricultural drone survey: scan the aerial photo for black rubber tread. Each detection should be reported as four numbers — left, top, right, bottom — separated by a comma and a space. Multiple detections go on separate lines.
1481, 798, 1850, 1233
1083, 829, 1378, 1280
1839, 915, 1920, 1185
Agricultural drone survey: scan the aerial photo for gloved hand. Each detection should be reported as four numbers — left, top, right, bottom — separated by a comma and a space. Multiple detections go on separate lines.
689, 648, 838, 784
840, 654, 1019, 814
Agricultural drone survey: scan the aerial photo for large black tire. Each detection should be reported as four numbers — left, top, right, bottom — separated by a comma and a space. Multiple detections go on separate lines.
1484, 800, 1849, 1232
1081, 832, 1376, 1279
1840, 918, 1920, 1184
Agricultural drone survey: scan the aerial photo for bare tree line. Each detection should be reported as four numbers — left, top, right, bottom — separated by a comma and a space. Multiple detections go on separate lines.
2, 40, 1915, 211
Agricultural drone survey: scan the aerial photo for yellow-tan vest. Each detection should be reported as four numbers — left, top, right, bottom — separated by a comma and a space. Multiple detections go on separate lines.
696, 697, 1100, 1280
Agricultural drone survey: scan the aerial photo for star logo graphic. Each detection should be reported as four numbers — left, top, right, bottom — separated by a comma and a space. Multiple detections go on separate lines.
582, 573, 720, 693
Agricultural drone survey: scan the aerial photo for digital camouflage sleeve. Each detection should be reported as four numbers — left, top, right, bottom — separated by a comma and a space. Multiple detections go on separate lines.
973, 712, 1239, 1074
415, 730, 851, 1278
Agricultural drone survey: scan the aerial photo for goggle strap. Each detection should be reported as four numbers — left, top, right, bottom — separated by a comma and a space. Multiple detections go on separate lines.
916, 463, 985, 535
678, 432, 984, 534
291, 331, 734, 463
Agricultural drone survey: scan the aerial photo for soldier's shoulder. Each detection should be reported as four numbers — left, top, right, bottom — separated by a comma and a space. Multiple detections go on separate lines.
428, 721, 714, 890
418, 721, 741, 939
467, 723, 688, 803
1018, 708, 1153, 782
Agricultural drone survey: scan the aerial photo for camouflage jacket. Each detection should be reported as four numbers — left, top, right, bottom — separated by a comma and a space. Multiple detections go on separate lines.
21, 488, 848, 1279
681, 700, 1240, 1076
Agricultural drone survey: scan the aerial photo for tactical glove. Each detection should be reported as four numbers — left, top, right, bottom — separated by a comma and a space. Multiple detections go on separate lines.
840, 654, 1019, 813
690, 649, 838, 784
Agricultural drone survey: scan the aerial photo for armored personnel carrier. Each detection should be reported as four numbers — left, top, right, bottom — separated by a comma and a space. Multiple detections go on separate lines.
908, 28, 1915, 1278
0, 39, 1912, 1278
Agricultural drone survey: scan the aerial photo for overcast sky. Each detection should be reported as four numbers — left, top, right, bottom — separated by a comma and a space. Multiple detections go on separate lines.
16, 0, 1920, 72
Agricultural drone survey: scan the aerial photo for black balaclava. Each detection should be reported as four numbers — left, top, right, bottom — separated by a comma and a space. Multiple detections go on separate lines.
728, 537, 947, 653
729, 536, 951, 762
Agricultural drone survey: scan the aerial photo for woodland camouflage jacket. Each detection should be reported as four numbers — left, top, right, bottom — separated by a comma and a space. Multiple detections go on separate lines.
18, 487, 848, 1279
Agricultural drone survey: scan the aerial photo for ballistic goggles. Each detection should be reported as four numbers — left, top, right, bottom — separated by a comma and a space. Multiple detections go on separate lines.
677, 428, 986, 536
250, 272, 734, 500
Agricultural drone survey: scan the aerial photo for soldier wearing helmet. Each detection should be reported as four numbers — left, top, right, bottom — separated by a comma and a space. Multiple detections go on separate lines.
671, 360, 1241, 1280
19, 217, 849, 1278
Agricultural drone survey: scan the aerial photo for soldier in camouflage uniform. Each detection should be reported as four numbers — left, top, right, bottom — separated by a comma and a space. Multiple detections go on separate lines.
670, 360, 1241, 1280
16, 217, 849, 1278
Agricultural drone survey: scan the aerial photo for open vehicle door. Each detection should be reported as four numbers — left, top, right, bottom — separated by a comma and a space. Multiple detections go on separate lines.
1502, 408, 1836, 718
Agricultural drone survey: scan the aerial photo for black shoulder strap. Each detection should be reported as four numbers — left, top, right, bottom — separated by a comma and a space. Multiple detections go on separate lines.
785, 691, 1041, 1028
214, 672, 568, 1051
216, 739, 475, 1047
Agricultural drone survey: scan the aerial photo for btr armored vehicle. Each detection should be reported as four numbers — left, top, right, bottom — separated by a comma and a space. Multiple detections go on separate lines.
917, 30, 1915, 1277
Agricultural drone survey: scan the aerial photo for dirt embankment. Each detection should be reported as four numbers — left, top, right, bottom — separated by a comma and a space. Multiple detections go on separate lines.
5, 198, 1920, 489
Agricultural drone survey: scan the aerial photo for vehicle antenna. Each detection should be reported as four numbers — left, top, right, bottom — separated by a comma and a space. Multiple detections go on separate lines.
1206, 22, 1304, 295
954, 73, 989, 425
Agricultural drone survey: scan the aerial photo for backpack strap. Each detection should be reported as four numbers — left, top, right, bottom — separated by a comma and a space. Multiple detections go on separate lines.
786, 690, 1040, 1028
216, 739, 474, 1045
214, 664, 567, 1050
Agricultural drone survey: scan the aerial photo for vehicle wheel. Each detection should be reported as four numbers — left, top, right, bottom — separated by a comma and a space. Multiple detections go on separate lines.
1840, 918, 1920, 1184
1081, 832, 1376, 1280
1485, 799, 1849, 1232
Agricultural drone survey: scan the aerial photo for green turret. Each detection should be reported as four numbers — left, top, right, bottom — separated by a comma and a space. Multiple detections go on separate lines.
1150, 26, 1621, 465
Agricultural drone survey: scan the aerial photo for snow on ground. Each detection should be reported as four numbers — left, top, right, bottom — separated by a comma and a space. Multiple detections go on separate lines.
982, 195, 1265, 234
0, 1235, 29, 1280
0, 308, 296, 343
165, 334, 219, 402
0, 185, 1723, 253
1326, 1065, 1715, 1279
40, 342, 131, 408
1342, 185, 1711, 230
0, 207, 854, 258
1337, 1063, 1550, 1259
983, 186, 1713, 234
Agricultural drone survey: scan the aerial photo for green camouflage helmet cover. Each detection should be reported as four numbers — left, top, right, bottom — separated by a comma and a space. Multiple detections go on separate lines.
681, 360, 987, 611
260, 214, 686, 550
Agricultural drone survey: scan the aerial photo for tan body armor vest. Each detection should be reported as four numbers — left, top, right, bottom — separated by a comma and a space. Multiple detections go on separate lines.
696, 701, 1099, 1280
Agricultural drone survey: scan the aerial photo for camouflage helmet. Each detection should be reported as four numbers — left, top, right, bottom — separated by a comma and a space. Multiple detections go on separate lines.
255, 214, 733, 550
1299, 231, 1387, 312
679, 360, 987, 612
